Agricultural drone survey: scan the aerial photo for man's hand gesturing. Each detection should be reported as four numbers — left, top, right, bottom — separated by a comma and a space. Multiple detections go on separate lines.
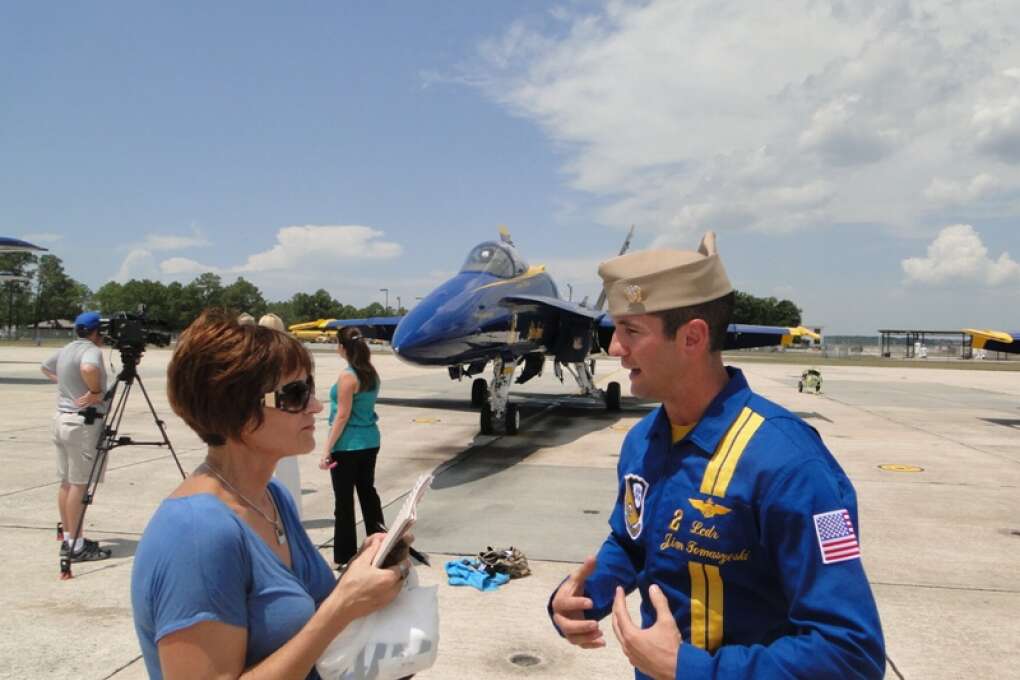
611, 584, 682, 680
551, 556, 604, 649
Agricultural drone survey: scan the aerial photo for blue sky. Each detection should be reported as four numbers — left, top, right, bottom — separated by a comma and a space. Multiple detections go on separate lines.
3, 1, 1019, 333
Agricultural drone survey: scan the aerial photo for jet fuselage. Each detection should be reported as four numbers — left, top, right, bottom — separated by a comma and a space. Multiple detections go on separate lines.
392, 269, 558, 366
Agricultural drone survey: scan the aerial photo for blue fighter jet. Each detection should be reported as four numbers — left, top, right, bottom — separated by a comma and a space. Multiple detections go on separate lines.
328, 229, 795, 435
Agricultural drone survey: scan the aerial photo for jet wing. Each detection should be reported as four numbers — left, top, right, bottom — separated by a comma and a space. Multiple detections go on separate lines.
593, 315, 804, 352
499, 295, 605, 361
500, 294, 602, 320
0, 237, 47, 253
964, 328, 1020, 354
727, 323, 800, 350
326, 316, 403, 342
288, 318, 336, 332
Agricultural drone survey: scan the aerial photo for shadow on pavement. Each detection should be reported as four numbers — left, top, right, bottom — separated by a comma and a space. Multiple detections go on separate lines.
431, 398, 655, 491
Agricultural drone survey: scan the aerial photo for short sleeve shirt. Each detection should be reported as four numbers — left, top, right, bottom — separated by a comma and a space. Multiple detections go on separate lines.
130, 479, 335, 679
42, 339, 107, 414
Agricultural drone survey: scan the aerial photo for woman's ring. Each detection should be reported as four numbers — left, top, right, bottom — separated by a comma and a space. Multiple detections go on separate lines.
399, 562, 410, 580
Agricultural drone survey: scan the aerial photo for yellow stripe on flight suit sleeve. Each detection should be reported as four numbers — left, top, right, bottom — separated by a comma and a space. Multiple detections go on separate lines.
688, 405, 764, 651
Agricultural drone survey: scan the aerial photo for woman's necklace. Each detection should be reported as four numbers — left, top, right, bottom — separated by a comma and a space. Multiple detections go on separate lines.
203, 462, 287, 545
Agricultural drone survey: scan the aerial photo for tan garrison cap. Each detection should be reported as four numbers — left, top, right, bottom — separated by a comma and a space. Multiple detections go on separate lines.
598, 231, 733, 316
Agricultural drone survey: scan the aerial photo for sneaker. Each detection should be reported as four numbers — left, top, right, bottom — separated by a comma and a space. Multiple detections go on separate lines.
70, 539, 111, 562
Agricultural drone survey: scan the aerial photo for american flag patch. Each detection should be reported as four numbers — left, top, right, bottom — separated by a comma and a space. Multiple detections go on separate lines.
813, 509, 860, 564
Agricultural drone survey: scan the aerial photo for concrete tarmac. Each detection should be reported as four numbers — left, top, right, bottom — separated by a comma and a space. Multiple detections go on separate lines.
0, 345, 1017, 679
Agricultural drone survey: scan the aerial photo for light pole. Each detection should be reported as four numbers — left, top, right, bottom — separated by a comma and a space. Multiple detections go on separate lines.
396, 295, 402, 313
567, 283, 573, 301
379, 288, 389, 314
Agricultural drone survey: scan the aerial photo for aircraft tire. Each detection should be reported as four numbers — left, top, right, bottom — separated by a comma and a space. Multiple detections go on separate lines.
480, 402, 495, 435
605, 381, 621, 411
471, 378, 488, 407
505, 404, 520, 435
798, 381, 803, 393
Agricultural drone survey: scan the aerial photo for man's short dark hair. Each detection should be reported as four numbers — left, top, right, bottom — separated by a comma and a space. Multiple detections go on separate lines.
653, 291, 735, 352
75, 326, 96, 339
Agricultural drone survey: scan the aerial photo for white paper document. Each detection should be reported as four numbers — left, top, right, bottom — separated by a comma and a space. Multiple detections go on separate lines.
373, 473, 433, 568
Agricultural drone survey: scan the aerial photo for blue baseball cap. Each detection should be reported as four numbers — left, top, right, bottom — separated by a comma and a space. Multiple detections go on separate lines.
74, 311, 102, 331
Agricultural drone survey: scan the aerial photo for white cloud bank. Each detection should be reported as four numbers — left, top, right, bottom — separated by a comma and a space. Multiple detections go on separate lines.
467, 1, 1020, 241
158, 225, 401, 277
114, 229, 212, 282
902, 224, 1020, 286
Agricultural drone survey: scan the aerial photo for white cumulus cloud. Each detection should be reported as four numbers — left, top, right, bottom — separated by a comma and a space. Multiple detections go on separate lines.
235, 225, 401, 272
463, 0, 1020, 238
159, 225, 403, 277
923, 174, 1002, 204
901, 224, 1020, 286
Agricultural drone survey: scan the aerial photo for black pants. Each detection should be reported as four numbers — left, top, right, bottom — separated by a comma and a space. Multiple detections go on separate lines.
328, 447, 385, 564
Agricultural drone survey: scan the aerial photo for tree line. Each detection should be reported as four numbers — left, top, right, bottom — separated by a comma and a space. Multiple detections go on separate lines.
0, 253, 401, 333
1, 252, 800, 333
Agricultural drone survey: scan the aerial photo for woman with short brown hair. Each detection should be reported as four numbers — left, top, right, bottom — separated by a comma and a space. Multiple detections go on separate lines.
131, 309, 409, 680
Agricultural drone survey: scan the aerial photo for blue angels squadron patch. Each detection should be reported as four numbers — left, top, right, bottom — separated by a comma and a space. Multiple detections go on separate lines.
623, 474, 649, 539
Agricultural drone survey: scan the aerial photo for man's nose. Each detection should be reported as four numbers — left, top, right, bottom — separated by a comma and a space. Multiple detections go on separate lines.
608, 330, 625, 357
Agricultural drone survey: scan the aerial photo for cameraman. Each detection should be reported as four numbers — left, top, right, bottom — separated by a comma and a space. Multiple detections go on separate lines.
40, 311, 112, 562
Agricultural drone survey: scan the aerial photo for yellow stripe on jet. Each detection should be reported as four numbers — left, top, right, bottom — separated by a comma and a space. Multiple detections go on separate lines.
781, 326, 822, 347
700, 406, 764, 497
688, 562, 724, 651
476, 265, 547, 291
964, 328, 1015, 350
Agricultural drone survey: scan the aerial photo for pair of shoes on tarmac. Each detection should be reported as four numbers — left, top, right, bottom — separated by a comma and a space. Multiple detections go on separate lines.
60, 538, 112, 562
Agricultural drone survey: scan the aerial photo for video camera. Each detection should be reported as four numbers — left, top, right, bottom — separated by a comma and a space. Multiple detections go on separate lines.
100, 310, 171, 352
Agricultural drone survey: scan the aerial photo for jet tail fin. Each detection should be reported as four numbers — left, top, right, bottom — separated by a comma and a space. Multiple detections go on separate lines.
498, 225, 514, 247
594, 225, 635, 311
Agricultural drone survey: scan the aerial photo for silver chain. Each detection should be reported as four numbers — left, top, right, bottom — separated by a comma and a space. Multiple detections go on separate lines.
202, 462, 287, 545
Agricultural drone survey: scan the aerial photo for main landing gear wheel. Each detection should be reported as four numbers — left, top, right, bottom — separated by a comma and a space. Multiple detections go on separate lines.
604, 381, 621, 411
480, 402, 495, 435
504, 404, 520, 435
471, 378, 488, 407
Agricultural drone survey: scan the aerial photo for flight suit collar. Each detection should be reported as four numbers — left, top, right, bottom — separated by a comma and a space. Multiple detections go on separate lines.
645, 367, 752, 457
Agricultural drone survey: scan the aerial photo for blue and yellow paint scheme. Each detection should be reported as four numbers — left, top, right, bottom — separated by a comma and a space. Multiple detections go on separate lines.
328, 237, 802, 369
326, 231, 811, 434
964, 329, 1020, 354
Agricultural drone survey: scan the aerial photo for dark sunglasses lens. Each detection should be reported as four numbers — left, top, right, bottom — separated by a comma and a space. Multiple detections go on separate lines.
275, 377, 313, 412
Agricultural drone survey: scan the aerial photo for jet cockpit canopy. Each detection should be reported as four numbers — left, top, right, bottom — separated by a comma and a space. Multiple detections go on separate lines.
460, 241, 528, 279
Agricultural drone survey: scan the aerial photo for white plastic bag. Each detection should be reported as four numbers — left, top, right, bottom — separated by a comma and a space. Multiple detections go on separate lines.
316, 571, 439, 680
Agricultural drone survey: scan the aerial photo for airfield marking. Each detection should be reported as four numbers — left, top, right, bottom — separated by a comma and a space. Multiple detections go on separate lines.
878, 464, 925, 473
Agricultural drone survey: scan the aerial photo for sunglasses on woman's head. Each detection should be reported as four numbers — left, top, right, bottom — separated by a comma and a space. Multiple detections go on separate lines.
263, 375, 315, 413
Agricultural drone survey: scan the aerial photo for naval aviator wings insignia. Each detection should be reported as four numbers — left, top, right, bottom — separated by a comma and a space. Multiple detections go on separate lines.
623, 474, 649, 539
690, 497, 732, 518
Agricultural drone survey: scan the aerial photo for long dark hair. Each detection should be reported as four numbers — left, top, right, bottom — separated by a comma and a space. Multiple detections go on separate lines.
338, 327, 379, 392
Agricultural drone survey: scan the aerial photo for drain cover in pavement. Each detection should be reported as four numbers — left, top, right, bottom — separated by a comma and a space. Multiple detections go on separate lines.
509, 653, 542, 667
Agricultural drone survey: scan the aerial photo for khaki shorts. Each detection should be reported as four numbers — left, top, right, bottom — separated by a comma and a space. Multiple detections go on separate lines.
52, 412, 105, 485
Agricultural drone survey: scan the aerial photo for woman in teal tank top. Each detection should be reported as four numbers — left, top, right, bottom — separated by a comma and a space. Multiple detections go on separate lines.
317, 328, 384, 566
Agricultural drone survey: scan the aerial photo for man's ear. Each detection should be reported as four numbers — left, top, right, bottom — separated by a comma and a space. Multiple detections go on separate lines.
683, 319, 710, 352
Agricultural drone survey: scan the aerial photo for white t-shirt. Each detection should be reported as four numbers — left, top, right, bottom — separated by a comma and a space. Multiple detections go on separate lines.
42, 339, 107, 414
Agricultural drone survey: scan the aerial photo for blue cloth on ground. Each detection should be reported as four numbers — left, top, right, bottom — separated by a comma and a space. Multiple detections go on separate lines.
445, 558, 509, 591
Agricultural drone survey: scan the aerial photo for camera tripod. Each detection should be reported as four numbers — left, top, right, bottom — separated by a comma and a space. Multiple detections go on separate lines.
59, 346, 186, 579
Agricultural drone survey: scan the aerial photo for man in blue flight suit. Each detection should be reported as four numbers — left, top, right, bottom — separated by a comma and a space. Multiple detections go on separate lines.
548, 233, 885, 679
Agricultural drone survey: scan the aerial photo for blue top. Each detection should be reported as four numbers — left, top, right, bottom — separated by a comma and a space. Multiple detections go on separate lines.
550, 367, 885, 679
131, 479, 335, 680
328, 368, 380, 452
